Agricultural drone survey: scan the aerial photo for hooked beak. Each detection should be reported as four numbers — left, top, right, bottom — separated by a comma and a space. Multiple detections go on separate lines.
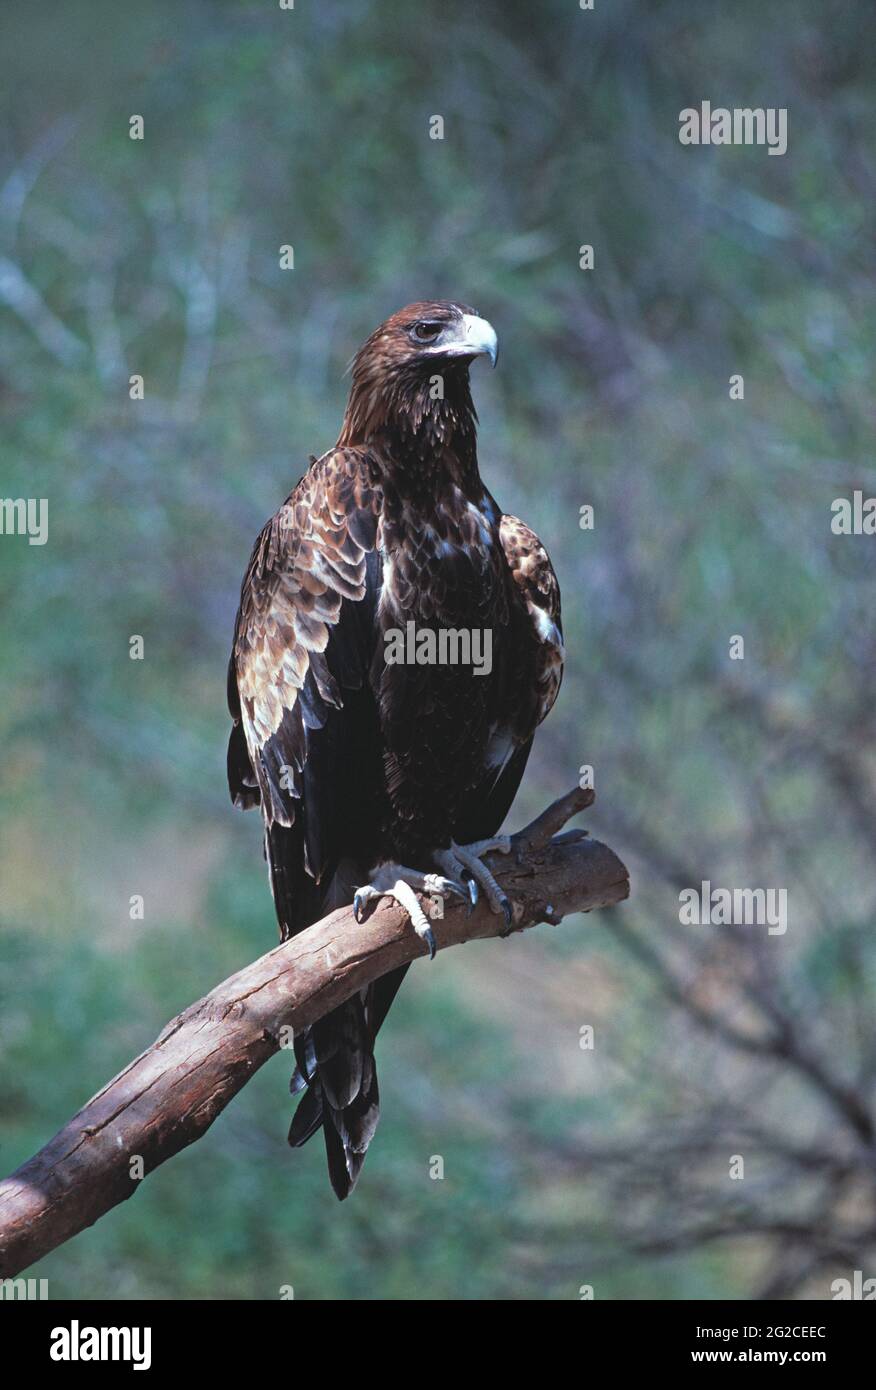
426, 313, 497, 368
458, 313, 498, 367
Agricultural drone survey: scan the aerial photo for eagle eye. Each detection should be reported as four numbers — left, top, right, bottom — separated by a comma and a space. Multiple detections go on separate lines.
411, 320, 443, 343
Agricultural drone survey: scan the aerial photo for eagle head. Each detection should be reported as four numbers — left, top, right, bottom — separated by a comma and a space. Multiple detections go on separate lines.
375, 300, 498, 371
339, 301, 498, 453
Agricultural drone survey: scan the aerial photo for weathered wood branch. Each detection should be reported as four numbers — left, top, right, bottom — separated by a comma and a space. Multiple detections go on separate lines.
0, 788, 628, 1277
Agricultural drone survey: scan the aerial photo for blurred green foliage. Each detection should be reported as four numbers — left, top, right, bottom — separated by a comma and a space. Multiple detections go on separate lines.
1, 0, 875, 1299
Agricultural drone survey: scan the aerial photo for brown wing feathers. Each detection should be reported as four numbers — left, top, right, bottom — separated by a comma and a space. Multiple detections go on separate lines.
229, 449, 381, 843
500, 513, 564, 733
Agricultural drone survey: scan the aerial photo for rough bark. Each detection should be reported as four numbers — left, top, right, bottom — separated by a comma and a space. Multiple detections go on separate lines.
0, 788, 628, 1277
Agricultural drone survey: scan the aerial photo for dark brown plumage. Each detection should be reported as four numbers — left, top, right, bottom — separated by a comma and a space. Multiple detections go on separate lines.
227, 301, 563, 1197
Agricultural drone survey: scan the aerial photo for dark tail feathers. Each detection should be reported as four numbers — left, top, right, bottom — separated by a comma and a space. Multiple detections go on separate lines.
288, 966, 408, 1199
265, 821, 407, 1199
288, 997, 379, 1199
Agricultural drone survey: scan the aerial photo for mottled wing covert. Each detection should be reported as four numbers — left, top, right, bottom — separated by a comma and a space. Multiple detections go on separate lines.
228, 448, 382, 836
499, 513, 564, 730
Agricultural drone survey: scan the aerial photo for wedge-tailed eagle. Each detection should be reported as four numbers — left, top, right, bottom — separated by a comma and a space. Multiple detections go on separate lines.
227, 301, 563, 1198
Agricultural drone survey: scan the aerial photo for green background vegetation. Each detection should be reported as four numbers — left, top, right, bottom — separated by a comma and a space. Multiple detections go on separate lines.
1, 0, 874, 1299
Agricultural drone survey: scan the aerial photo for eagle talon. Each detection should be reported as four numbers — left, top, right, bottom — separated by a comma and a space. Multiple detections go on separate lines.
418, 924, 437, 960
436, 839, 513, 920
439, 878, 470, 904
351, 863, 469, 959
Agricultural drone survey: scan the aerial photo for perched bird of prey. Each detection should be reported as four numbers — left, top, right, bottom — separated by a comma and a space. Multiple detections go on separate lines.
227, 301, 563, 1198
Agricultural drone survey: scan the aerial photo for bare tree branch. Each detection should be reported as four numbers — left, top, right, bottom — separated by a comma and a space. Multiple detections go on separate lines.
0, 789, 628, 1278
0, 254, 87, 365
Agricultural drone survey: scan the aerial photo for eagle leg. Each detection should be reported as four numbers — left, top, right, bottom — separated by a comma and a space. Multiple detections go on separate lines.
434, 837, 514, 929
353, 864, 469, 960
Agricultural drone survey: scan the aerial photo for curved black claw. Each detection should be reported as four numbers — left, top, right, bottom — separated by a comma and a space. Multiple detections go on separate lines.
498, 897, 514, 937
444, 880, 469, 904
421, 926, 437, 960
353, 890, 369, 924
467, 878, 479, 912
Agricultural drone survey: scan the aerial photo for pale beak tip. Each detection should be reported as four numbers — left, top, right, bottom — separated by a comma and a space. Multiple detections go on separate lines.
461, 313, 499, 369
